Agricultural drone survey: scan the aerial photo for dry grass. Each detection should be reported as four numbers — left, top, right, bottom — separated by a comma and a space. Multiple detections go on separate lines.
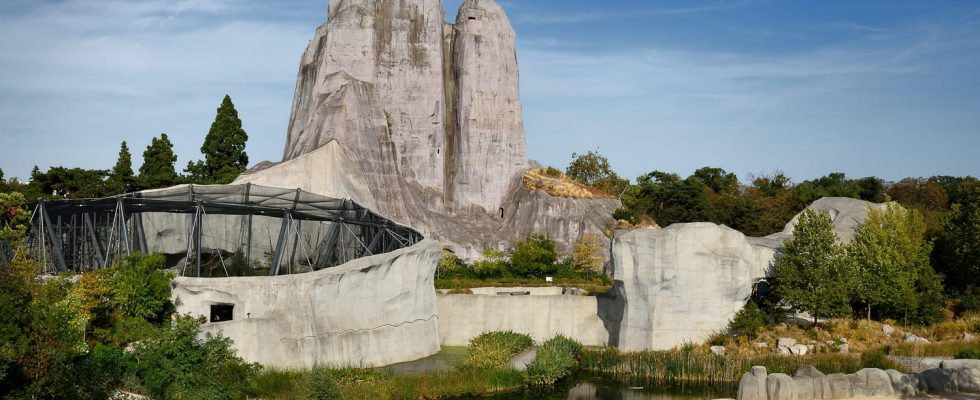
522, 168, 616, 199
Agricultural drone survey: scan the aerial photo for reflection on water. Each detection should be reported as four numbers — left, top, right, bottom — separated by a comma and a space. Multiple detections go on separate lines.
459, 378, 734, 400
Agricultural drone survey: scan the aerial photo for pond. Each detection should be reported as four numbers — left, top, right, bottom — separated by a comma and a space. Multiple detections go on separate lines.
455, 376, 735, 400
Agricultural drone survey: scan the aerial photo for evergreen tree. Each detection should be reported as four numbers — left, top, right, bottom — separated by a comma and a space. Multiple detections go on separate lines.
108, 141, 135, 194
848, 203, 931, 320
139, 134, 179, 190
772, 209, 851, 322
191, 95, 249, 184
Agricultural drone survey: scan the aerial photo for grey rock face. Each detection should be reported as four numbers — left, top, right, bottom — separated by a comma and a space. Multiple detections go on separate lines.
905, 333, 930, 343
854, 368, 895, 397
920, 368, 958, 393
942, 359, 980, 370
752, 197, 890, 249
611, 224, 775, 351
737, 366, 768, 400
882, 324, 895, 335
795, 365, 826, 378
886, 369, 919, 396
450, 0, 528, 213
767, 373, 797, 400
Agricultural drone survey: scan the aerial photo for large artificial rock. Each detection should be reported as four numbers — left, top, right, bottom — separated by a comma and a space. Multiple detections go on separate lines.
886, 369, 919, 396
751, 197, 890, 249
826, 373, 854, 399
450, 0, 528, 213
942, 359, 980, 370
240, 0, 615, 262
853, 368, 895, 397
919, 368, 959, 393
737, 366, 768, 400
767, 373, 797, 400
611, 224, 775, 351
172, 240, 443, 369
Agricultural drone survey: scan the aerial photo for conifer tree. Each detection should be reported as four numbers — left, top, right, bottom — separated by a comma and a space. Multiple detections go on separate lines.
139, 134, 179, 190
191, 95, 249, 184
109, 141, 135, 193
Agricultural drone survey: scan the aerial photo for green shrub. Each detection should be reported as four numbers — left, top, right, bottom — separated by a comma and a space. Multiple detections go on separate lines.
472, 248, 508, 279
526, 335, 583, 385
543, 167, 563, 178
305, 366, 340, 400
107, 253, 175, 323
465, 331, 534, 369
510, 234, 559, 278
729, 302, 767, 338
956, 349, 980, 359
128, 316, 259, 400
612, 207, 638, 224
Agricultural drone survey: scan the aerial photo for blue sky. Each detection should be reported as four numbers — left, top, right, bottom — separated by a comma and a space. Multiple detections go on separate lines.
1, 0, 978, 184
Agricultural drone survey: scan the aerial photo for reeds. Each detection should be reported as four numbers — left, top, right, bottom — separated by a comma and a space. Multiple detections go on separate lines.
465, 331, 535, 369
888, 340, 980, 357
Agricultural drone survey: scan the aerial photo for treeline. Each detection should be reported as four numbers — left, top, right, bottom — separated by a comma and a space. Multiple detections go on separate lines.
563, 150, 980, 315
0, 95, 249, 201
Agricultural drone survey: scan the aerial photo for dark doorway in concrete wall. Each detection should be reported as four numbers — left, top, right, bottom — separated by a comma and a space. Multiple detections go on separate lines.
211, 304, 234, 322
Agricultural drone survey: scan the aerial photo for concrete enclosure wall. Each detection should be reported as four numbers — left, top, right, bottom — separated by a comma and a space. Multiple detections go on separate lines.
172, 240, 443, 369
437, 291, 610, 346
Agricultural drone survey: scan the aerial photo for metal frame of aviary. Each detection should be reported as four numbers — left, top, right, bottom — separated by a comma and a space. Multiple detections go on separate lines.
23, 184, 423, 277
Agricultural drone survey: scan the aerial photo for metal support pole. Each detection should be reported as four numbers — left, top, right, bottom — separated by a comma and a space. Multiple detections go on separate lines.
40, 202, 68, 273
269, 212, 291, 276
118, 198, 132, 256
84, 214, 105, 269
195, 203, 203, 278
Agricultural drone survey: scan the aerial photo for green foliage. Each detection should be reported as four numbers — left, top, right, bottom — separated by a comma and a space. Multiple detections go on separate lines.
129, 315, 259, 400
106, 253, 175, 323
728, 302, 767, 338
305, 366, 340, 400
510, 234, 560, 278
773, 209, 851, 321
526, 335, 583, 385
472, 248, 508, 279
0, 192, 30, 245
612, 207, 638, 224
108, 141, 136, 194
935, 181, 980, 299
849, 204, 933, 319
624, 171, 721, 227
139, 133, 179, 190
543, 166, 563, 178
566, 149, 630, 195
187, 95, 250, 184
28, 166, 112, 199
956, 349, 980, 359
465, 331, 534, 369
792, 172, 862, 206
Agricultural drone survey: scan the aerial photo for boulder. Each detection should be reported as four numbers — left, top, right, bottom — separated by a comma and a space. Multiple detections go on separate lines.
957, 367, 980, 393
794, 366, 828, 400
755, 342, 769, 348
778, 338, 798, 348
790, 344, 810, 356
737, 366, 768, 400
885, 369, 918, 396
711, 346, 727, 356
795, 365, 827, 378
964, 332, 976, 341
942, 359, 980, 370
838, 344, 849, 354
854, 368, 895, 397
905, 333, 929, 343
882, 325, 896, 335
826, 373, 853, 399
777, 346, 792, 355
767, 373, 798, 400
919, 368, 958, 393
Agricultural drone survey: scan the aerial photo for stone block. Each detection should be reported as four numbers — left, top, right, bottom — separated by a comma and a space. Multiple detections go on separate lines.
737, 366, 768, 400
767, 373, 798, 400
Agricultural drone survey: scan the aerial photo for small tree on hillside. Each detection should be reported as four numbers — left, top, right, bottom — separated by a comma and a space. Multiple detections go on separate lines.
848, 203, 931, 320
108, 141, 135, 194
187, 95, 249, 184
571, 232, 604, 272
566, 149, 629, 196
139, 134, 179, 190
773, 209, 850, 323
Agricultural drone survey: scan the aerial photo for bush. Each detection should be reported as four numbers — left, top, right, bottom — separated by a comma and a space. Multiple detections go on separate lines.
128, 315, 259, 400
729, 302, 767, 338
305, 366, 340, 400
472, 248, 508, 279
465, 331, 534, 369
612, 207, 637, 224
956, 349, 980, 359
526, 335, 583, 385
107, 253, 175, 323
510, 234, 559, 278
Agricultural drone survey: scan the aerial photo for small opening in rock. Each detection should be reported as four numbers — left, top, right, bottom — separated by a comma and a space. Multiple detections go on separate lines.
468, 17, 477, 21
210, 304, 234, 322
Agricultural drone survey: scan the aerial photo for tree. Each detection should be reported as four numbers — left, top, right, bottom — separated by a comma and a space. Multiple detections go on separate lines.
571, 232, 604, 272
772, 209, 850, 322
510, 234, 559, 278
934, 181, 980, 304
108, 141, 135, 194
791, 172, 862, 205
565, 149, 629, 196
624, 171, 720, 227
139, 134, 179, 190
848, 204, 931, 320
188, 95, 250, 184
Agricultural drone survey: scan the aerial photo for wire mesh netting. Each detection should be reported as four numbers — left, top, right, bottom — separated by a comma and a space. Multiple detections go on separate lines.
22, 183, 424, 277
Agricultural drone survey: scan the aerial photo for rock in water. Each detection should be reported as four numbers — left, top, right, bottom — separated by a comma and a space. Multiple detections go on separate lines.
450, 0, 528, 213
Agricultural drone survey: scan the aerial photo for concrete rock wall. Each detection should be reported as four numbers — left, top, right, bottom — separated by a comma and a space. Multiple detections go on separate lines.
610, 224, 775, 351
737, 364, 980, 400
436, 291, 610, 346
172, 240, 443, 369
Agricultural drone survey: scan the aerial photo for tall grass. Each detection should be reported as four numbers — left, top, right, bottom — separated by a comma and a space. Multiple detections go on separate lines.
888, 340, 980, 357
580, 346, 903, 386
465, 331, 535, 369
526, 335, 583, 385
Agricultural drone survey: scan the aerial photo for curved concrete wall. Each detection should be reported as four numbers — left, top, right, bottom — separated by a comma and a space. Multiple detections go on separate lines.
172, 240, 442, 369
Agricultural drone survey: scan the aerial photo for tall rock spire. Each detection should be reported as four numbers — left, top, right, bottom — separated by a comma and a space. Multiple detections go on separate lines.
450, 0, 529, 213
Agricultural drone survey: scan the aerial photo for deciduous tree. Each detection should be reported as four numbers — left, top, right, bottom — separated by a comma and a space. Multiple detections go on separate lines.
772, 209, 850, 322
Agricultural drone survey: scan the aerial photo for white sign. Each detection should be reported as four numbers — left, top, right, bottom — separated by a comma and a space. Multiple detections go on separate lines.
545, 277, 553, 283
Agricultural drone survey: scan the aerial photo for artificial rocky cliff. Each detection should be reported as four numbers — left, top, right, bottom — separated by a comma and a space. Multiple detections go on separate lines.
607, 197, 890, 351
240, 0, 615, 259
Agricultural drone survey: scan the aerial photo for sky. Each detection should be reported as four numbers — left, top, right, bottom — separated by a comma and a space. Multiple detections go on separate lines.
1, 0, 978, 184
